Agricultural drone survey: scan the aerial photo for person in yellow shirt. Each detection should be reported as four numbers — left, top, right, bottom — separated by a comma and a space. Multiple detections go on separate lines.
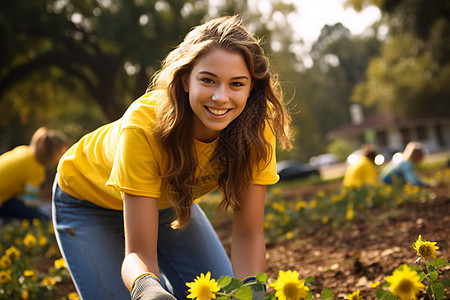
343, 144, 378, 188
0, 127, 69, 221
52, 16, 292, 300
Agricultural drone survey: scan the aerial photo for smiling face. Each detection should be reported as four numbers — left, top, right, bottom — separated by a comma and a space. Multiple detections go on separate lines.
182, 48, 252, 142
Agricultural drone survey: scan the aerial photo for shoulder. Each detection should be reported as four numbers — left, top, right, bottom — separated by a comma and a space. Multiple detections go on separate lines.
1, 146, 32, 161
121, 90, 166, 129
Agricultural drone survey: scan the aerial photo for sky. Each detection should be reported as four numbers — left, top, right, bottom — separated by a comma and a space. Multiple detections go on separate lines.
289, 0, 382, 46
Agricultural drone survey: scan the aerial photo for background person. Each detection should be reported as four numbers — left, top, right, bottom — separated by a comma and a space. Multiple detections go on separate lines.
343, 144, 378, 188
380, 141, 429, 187
52, 15, 292, 300
0, 127, 69, 221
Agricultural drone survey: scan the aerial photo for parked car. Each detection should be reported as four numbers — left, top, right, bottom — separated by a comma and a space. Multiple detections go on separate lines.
276, 160, 321, 181
309, 153, 338, 166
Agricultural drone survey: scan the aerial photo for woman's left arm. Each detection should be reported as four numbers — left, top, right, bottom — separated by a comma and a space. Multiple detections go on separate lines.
231, 184, 267, 280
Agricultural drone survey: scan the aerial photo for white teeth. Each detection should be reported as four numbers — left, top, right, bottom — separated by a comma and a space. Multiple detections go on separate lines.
207, 107, 228, 116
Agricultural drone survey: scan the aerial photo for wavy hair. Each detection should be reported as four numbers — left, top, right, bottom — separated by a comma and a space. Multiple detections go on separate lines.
29, 127, 69, 166
150, 15, 292, 229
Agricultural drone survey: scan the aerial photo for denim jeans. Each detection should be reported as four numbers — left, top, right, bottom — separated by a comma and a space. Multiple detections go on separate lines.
0, 197, 49, 221
52, 179, 233, 300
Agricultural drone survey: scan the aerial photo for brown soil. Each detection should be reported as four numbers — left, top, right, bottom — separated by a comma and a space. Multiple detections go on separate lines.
215, 181, 450, 299
54, 170, 450, 299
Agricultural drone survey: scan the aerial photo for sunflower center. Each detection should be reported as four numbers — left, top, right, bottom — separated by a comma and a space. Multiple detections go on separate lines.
198, 285, 213, 299
419, 245, 432, 258
283, 282, 300, 299
397, 279, 414, 294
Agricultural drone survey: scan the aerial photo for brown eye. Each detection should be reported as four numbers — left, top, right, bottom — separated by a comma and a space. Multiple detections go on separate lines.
201, 78, 214, 84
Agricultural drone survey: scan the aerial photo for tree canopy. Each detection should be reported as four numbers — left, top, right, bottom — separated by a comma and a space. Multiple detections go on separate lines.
0, 0, 276, 149
348, 0, 450, 118
1, 0, 448, 160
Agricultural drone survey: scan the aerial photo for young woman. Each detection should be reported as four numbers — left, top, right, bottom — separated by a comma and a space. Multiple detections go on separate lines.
0, 127, 69, 221
53, 15, 291, 300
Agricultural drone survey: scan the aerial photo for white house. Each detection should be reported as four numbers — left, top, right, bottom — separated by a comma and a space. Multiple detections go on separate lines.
327, 105, 450, 154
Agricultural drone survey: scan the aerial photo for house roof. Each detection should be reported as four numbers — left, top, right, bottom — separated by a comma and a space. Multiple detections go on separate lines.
327, 112, 450, 139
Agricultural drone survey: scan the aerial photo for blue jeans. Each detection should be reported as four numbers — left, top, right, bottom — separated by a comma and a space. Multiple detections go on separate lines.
52, 179, 233, 300
0, 197, 49, 221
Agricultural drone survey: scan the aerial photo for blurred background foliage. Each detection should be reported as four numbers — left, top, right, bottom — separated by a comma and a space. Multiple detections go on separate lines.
0, 0, 449, 162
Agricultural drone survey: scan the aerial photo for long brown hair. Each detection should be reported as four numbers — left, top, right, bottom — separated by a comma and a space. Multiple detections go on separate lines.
150, 15, 292, 229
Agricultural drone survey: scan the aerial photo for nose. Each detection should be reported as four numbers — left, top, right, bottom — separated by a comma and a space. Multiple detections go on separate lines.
212, 85, 228, 103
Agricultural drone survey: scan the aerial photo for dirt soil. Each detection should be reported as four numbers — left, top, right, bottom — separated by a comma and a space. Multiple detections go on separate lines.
57, 173, 450, 299
214, 178, 449, 299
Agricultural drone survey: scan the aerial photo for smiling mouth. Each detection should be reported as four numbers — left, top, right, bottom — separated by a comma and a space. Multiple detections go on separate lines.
207, 107, 229, 116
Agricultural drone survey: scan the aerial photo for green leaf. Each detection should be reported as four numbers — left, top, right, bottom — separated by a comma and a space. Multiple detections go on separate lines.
256, 272, 268, 284
428, 258, 449, 269
436, 277, 450, 287
321, 289, 334, 300
304, 276, 315, 285
250, 283, 265, 292
430, 282, 446, 300
306, 290, 313, 300
427, 264, 436, 272
418, 271, 427, 282
265, 292, 276, 300
223, 278, 243, 293
408, 264, 422, 272
218, 276, 232, 288
429, 270, 439, 282
234, 285, 253, 300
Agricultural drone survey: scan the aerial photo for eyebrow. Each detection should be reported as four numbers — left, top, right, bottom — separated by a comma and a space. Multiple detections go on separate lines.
199, 71, 249, 80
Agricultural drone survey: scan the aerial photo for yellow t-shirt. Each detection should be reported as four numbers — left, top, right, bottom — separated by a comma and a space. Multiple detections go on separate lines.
343, 156, 377, 188
57, 90, 279, 210
0, 146, 45, 205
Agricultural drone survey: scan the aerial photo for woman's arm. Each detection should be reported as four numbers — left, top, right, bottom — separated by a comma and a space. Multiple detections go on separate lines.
400, 161, 426, 186
231, 184, 267, 280
121, 193, 160, 290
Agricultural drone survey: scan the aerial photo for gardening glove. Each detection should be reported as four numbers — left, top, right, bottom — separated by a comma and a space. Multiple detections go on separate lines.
242, 276, 266, 300
131, 273, 177, 300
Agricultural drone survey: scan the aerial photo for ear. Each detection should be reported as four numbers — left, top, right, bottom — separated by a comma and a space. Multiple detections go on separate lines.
182, 74, 189, 93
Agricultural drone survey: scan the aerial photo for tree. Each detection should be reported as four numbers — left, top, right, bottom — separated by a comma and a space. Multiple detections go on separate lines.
284, 23, 381, 160
348, 0, 450, 117
0, 0, 211, 121
0, 0, 301, 151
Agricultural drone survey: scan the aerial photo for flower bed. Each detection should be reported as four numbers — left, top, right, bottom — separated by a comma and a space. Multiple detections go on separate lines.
0, 168, 448, 299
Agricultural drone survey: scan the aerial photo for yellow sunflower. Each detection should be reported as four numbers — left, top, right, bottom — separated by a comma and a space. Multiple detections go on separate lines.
270, 270, 309, 300
54, 258, 66, 269
0, 270, 12, 284
385, 265, 425, 300
347, 289, 364, 300
21, 290, 29, 300
23, 270, 36, 277
23, 269, 38, 282
413, 235, 439, 260
5, 246, 20, 261
42, 276, 56, 286
0, 255, 12, 268
186, 272, 220, 300
68, 292, 80, 300
23, 233, 37, 248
